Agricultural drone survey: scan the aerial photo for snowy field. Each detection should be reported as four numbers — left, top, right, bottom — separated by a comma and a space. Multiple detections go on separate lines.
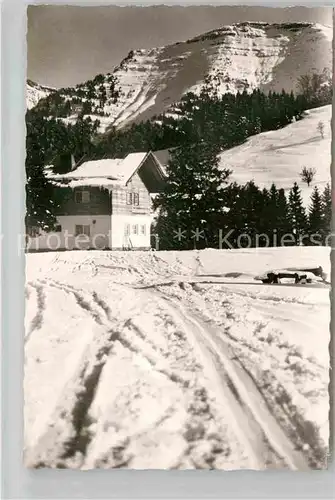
219, 105, 331, 205
24, 246, 330, 470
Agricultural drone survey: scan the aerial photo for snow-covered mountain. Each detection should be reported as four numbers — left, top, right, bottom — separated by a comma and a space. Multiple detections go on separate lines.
27, 22, 332, 130
109, 22, 332, 128
26, 80, 55, 110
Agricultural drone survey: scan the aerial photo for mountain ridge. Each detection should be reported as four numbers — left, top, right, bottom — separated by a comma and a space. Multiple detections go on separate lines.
26, 21, 332, 130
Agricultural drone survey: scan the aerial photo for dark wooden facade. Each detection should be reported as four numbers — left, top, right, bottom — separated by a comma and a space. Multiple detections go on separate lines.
54, 186, 112, 216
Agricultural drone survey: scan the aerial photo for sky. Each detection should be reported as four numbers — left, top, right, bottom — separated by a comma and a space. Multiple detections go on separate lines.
27, 5, 333, 89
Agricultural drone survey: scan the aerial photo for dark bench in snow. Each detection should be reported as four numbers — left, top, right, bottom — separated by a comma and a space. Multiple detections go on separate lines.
255, 265, 326, 285
286, 266, 325, 278
255, 270, 318, 284
264, 272, 308, 284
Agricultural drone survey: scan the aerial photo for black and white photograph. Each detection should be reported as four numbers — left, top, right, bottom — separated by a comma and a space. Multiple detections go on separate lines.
24, 5, 332, 470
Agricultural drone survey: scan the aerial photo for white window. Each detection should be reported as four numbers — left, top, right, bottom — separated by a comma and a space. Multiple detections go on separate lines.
75, 190, 90, 203
133, 193, 139, 206
124, 223, 130, 236
75, 224, 90, 236
132, 224, 138, 235
140, 225, 146, 235
126, 192, 139, 206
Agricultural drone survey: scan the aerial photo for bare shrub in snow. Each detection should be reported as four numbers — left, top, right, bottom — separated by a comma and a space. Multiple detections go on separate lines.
317, 121, 325, 139
300, 166, 316, 187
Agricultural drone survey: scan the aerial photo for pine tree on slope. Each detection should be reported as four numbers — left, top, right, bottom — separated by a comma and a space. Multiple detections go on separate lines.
153, 141, 232, 250
232, 181, 265, 246
25, 151, 58, 232
308, 186, 324, 245
265, 183, 279, 235
288, 182, 308, 245
25, 117, 59, 232
321, 183, 332, 242
263, 184, 290, 246
276, 188, 290, 243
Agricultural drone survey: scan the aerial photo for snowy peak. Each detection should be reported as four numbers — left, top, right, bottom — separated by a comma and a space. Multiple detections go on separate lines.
26, 80, 55, 110
111, 22, 331, 127
27, 22, 332, 130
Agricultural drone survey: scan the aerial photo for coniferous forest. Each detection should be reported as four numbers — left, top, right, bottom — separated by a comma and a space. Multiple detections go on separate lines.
153, 161, 332, 251
26, 70, 332, 249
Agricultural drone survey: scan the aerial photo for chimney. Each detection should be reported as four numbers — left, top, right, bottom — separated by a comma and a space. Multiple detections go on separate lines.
71, 154, 76, 171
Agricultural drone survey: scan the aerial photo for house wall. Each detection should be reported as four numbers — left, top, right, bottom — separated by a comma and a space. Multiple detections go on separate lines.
26, 214, 154, 251
27, 215, 111, 251
110, 214, 153, 250
112, 172, 151, 216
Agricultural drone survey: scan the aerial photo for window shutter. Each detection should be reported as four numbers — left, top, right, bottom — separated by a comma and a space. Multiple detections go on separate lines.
75, 191, 82, 203
82, 191, 90, 203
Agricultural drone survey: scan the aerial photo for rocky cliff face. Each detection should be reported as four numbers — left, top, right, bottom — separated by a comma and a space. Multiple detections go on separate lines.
110, 22, 331, 127
27, 22, 332, 130
26, 80, 55, 110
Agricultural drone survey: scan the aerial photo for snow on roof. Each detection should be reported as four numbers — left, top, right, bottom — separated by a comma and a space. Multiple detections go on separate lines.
52, 178, 124, 189
50, 152, 148, 186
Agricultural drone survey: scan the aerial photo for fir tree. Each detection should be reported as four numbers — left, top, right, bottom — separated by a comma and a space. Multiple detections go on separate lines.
233, 181, 265, 246
276, 188, 290, 243
25, 145, 58, 232
218, 182, 243, 249
308, 186, 323, 244
266, 183, 279, 233
153, 141, 231, 249
321, 183, 332, 241
288, 182, 308, 244
262, 184, 290, 245
258, 187, 271, 242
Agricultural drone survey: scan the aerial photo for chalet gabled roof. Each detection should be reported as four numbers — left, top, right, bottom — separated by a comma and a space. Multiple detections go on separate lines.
47, 151, 166, 190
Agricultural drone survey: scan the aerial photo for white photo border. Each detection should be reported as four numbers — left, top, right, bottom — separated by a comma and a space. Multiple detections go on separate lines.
1, 0, 334, 498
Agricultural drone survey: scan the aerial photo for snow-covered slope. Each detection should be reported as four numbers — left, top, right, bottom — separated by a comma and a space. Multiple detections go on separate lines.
218, 104, 331, 204
28, 22, 332, 130
26, 80, 55, 110
25, 246, 329, 469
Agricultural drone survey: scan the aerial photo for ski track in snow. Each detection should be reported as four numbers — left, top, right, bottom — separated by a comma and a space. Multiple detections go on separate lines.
25, 282, 46, 342
25, 279, 239, 469
24, 249, 330, 469
154, 292, 316, 470
145, 290, 307, 470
